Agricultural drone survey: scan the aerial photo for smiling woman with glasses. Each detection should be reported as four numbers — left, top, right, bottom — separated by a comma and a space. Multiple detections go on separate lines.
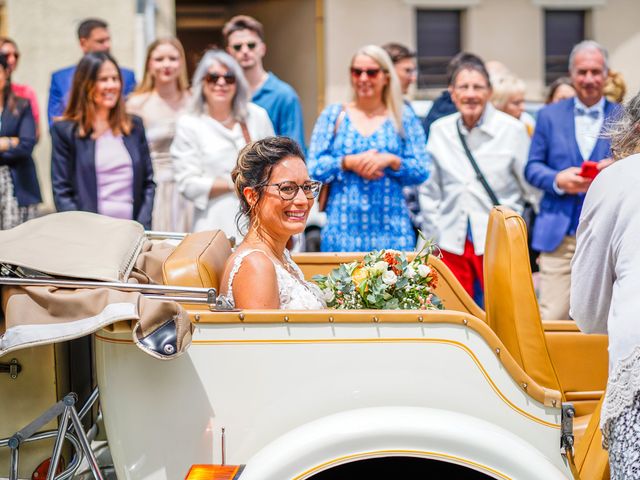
307, 44, 430, 252
170, 49, 274, 237
263, 180, 322, 200
218, 136, 326, 310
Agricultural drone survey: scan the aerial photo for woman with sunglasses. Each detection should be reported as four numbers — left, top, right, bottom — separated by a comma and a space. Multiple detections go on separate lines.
0, 37, 41, 137
308, 45, 429, 252
171, 50, 273, 237
127, 37, 192, 232
51, 52, 155, 228
219, 136, 325, 309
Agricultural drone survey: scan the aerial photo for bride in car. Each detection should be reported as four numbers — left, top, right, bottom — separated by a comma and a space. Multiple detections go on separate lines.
219, 136, 326, 309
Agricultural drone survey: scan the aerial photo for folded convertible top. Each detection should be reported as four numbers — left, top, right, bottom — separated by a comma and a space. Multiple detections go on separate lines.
0, 211, 145, 282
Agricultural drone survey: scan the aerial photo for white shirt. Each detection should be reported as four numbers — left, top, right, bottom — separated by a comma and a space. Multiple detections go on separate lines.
419, 104, 535, 255
171, 103, 274, 237
574, 96, 605, 161
570, 154, 640, 434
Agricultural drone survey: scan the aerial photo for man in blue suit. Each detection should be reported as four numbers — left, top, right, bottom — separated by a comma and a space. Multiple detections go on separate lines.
47, 18, 136, 126
525, 40, 619, 320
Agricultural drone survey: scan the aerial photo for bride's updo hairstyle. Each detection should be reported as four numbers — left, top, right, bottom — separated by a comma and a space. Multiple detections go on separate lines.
232, 136, 305, 233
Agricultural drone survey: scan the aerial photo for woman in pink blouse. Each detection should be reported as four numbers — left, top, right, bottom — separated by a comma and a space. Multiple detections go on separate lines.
51, 52, 155, 228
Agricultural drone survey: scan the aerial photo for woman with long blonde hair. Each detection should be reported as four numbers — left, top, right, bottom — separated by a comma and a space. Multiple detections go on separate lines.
127, 37, 192, 232
307, 44, 429, 251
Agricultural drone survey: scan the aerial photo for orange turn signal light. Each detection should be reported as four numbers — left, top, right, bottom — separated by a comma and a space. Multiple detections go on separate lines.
184, 464, 243, 480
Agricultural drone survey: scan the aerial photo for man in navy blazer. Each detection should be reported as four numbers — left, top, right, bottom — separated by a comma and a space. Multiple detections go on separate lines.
525, 40, 619, 320
47, 18, 136, 126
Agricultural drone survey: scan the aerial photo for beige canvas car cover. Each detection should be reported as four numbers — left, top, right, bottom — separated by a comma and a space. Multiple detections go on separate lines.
0, 212, 192, 359
0, 211, 145, 282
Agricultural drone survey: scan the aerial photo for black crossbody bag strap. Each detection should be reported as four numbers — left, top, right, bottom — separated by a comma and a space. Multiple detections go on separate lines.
456, 122, 500, 206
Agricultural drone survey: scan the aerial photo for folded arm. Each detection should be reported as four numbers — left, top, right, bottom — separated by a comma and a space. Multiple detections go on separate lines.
0, 104, 36, 167
307, 105, 345, 183
171, 119, 217, 210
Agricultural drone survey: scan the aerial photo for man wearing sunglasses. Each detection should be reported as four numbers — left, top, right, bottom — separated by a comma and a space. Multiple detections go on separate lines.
223, 15, 306, 151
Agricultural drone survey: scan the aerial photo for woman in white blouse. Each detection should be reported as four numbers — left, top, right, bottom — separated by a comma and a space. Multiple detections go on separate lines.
171, 50, 274, 236
570, 92, 640, 479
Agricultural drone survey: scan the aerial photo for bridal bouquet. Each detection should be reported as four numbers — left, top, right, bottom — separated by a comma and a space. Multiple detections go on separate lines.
313, 239, 444, 310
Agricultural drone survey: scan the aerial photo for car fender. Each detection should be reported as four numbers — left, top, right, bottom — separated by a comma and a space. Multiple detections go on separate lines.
240, 406, 569, 480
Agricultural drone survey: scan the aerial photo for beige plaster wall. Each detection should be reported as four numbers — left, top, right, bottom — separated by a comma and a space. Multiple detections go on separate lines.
593, 0, 640, 99
156, 0, 177, 38
323, 0, 640, 105
227, 0, 318, 143
6, 0, 175, 210
325, 0, 414, 105
465, 0, 545, 100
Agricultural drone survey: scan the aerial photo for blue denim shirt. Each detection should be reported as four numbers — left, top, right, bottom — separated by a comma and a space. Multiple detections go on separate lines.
252, 72, 306, 151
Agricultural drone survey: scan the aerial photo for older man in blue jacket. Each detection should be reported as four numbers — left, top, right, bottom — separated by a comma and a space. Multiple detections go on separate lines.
525, 40, 619, 320
47, 18, 136, 126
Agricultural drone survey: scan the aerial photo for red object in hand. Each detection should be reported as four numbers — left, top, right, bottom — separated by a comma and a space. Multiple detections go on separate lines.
579, 161, 600, 179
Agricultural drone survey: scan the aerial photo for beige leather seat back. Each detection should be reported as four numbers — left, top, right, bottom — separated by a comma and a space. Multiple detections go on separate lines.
162, 230, 232, 290
483, 207, 563, 392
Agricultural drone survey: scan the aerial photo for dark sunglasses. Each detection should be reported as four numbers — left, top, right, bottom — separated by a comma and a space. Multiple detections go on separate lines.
263, 180, 323, 201
204, 72, 236, 85
231, 42, 258, 52
350, 67, 382, 78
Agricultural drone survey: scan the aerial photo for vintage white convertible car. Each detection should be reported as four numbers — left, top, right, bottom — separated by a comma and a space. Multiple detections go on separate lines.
0, 208, 609, 480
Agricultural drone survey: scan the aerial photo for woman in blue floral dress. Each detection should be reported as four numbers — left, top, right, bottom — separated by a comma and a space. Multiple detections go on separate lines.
308, 45, 429, 252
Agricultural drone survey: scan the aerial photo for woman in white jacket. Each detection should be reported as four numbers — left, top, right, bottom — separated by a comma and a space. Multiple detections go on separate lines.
171, 50, 273, 237
571, 91, 640, 479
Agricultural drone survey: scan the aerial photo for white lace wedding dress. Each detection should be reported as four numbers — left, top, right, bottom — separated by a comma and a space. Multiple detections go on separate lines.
224, 249, 326, 309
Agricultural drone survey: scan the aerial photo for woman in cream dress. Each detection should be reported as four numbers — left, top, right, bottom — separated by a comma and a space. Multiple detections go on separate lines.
171, 50, 273, 238
127, 37, 192, 232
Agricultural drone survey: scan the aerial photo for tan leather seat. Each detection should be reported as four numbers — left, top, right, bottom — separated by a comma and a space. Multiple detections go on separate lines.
483, 207, 603, 459
484, 207, 563, 391
162, 230, 232, 290
574, 396, 610, 479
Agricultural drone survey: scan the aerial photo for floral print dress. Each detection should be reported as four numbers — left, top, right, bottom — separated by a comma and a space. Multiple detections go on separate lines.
308, 104, 430, 252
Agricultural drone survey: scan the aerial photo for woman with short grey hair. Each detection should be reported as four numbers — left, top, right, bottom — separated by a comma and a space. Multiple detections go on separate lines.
187, 50, 250, 120
171, 49, 274, 236
571, 90, 640, 479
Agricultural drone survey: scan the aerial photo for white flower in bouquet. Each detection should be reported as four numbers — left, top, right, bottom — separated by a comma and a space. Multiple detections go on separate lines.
322, 289, 335, 303
417, 264, 431, 278
405, 265, 416, 279
382, 270, 398, 285
373, 261, 388, 273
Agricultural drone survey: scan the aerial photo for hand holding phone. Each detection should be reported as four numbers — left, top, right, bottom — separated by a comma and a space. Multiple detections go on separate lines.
579, 161, 599, 179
